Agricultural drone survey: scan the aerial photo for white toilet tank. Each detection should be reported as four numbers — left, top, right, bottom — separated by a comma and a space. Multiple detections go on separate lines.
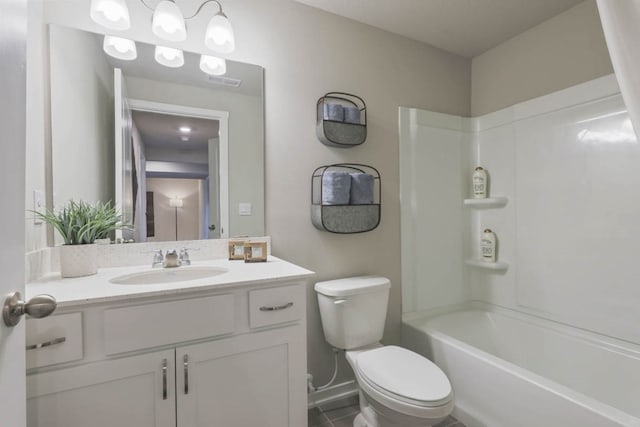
315, 276, 391, 350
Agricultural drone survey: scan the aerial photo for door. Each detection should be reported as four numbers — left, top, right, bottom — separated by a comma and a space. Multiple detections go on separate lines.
0, 0, 28, 425
208, 137, 221, 238
114, 68, 134, 241
27, 350, 176, 427
176, 326, 307, 427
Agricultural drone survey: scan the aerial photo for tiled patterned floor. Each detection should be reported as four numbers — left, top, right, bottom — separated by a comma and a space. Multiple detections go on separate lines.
308, 395, 465, 427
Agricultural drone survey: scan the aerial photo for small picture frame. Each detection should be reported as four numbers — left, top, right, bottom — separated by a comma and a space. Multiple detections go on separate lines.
244, 241, 267, 263
228, 239, 249, 260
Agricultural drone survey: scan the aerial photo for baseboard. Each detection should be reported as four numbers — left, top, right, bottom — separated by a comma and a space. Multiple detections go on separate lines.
307, 380, 359, 409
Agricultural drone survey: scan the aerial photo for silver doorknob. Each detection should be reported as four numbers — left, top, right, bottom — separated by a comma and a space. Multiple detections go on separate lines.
208, 224, 216, 231
3, 292, 57, 327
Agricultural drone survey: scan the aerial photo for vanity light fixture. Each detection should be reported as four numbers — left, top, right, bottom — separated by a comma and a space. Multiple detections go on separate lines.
155, 45, 184, 68
204, 1, 235, 54
179, 126, 191, 133
103, 35, 137, 60
152, 0, 187, 42
90, 0, 131, 30
141, 0, 235, 53
200, 55, 226, 76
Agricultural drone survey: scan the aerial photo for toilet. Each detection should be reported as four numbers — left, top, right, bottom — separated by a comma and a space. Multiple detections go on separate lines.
315, 276, 453, 427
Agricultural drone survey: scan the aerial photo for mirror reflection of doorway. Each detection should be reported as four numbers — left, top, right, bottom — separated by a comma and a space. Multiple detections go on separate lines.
130, 110, 221, 241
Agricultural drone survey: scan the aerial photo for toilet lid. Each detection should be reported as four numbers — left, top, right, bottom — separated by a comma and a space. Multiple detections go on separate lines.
355, 346, 452, 407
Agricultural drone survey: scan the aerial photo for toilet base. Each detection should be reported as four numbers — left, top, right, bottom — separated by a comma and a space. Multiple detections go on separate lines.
353, 390, 446, 427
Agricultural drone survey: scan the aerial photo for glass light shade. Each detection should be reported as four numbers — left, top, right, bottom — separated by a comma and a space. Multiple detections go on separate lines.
90, 0, 131, 31
169, 198, 184, 208
152, 1, 187, 42
204, 13, 235, 53
154, 45, 184, 68
103, 36, 137, 60
200, 55, 226, 76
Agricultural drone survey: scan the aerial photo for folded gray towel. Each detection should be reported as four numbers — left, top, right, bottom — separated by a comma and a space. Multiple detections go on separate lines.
350, 173, 374, 204
323, 103, 344, 121
322, 171, 351, 205
343, 106, 361, 124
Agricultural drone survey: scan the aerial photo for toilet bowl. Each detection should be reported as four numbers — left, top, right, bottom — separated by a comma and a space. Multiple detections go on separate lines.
315, 276, 454, 427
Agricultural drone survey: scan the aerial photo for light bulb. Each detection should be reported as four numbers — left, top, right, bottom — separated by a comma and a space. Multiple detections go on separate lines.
152, 1, 187, 42
103, 36, 137, 60
155, 45, 184, 68
204, 13, 235, 54
200, 55, 226, 76
90, 0, 131, 31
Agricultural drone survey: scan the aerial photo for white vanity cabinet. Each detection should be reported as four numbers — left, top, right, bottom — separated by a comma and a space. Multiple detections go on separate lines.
25, 277, 309, 427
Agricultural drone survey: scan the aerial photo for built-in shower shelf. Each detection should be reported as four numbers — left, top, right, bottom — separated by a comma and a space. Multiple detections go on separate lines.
465, 259, 509, 271
463, 197, 508, 209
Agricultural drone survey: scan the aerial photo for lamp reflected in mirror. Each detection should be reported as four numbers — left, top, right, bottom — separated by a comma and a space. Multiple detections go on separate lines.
169, 197, 183, 241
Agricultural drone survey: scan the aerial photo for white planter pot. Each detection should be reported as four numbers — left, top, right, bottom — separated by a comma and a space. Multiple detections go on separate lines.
60, 244, 98, 278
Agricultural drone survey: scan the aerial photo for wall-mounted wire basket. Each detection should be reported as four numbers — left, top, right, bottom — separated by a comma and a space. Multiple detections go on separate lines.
316, 92, 367, 148
311, 164, 381, 234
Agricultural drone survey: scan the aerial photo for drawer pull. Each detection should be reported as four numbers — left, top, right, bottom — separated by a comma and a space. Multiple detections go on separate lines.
183, 354, 189, 395
259, 302, 294, 312
162, 359, 168, 400
26, 336, 66, 350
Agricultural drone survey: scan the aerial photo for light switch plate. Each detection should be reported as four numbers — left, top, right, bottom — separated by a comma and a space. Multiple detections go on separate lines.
33, 190, 45, 224
238, 202, 252, 216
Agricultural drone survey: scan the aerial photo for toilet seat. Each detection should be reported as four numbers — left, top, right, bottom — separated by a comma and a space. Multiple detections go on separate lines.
354, 346, 453, 409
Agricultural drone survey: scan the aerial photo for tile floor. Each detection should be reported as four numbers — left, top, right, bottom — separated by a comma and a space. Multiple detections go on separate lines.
308, 396, 465, 427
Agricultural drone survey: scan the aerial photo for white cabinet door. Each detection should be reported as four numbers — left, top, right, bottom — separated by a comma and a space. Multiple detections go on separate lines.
27, 350, 175, 427
177, 325, 307, 427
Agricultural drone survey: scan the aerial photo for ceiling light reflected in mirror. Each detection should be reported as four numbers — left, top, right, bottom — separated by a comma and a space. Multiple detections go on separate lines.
103, 35, 137, 60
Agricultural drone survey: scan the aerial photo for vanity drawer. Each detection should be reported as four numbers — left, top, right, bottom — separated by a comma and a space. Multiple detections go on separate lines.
26, 312, 83, 369
249, 285, 305, 328
104, 294, 235, 355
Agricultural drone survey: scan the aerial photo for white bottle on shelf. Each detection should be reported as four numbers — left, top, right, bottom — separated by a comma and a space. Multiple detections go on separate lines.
481, 229, 496, 262
472, 166, 488, 198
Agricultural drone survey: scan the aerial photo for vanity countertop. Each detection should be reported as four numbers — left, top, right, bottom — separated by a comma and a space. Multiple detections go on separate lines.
26, 256, 315, 308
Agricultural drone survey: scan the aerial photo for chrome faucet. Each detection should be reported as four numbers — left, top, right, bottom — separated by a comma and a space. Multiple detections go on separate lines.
179, 248, 191, 266
164, 249, 180, 268
150, 248, 191, 268
151, 250, 164, 268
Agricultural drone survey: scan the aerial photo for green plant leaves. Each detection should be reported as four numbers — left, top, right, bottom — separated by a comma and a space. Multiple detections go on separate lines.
30, 200, 129, 245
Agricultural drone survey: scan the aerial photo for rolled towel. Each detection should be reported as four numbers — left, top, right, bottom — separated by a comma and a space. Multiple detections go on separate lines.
323, 103, 344, 122
343, 106, 361, 124
350, 173, 375, 204
322, 171, 351, 205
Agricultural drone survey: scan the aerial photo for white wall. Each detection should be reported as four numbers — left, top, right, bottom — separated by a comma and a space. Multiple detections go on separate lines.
471, 75, 640, 345
403, 75, 640, 346
49, 25, 114, 208
33, 0, 471, 385
146, 178, 202, 242
399, 109, 471, 313
471, 0, 613, 116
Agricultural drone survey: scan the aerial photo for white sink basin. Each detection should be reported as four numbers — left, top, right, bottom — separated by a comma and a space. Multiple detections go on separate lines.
110, 266, 228, 285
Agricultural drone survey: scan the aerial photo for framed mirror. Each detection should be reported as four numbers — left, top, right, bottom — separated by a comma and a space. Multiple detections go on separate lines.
49, 24, 264, 243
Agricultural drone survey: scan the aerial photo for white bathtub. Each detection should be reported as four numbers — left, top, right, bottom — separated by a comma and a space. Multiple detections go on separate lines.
402, 305, 640, 427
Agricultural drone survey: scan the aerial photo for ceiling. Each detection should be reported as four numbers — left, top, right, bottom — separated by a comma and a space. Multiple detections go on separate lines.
293, 0, 585, 58
132, 110, 219, 151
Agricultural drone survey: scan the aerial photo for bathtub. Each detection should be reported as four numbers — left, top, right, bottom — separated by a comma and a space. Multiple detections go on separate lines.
402, 305, 640, 427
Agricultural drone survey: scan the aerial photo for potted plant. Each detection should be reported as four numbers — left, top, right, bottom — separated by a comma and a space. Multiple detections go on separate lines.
33, 200, 126, 278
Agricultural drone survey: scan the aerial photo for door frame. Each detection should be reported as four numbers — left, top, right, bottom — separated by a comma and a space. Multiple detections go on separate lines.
124, 99, 229, 239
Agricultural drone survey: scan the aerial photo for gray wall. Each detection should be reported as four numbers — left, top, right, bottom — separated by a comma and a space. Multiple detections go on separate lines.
49, 25, 114, 208
471, 0, 613, 116
33, 0, 471, 386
